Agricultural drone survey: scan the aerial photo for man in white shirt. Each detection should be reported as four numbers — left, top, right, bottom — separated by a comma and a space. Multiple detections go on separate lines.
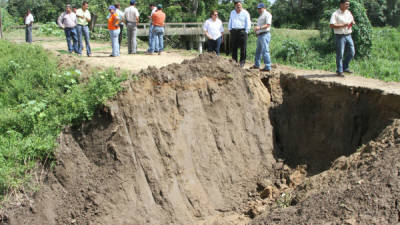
24, 9, 34, 43
147, 3, 157, 53
330, 0, 356, 77
228, 0, 251, 67
76, 1, 91, 56
58, 4, 78, 54
203, 10, 224, 55
250, 3, 272, 72
124, 0, 140, 54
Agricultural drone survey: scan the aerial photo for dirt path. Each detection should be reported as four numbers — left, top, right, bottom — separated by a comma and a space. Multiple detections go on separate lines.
6, 31, 196, 73
5, 30, 400, 94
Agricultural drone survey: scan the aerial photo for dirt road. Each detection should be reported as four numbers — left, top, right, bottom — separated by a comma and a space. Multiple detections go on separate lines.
6, 31, 196, 73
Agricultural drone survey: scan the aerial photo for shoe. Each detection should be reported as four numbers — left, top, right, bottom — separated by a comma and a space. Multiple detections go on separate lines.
336, 72, 344, 77
249, 65, 260, 69
343, 69, 353, 74
239, 62, 245, 68
87, 54, 92, 57
260, 68, 271, 72
109, 54, 115, 57
158, 51, 162, 55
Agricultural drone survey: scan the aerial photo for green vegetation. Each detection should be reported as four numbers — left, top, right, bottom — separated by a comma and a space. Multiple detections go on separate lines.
247, 27, 400, 81
0, 40, 126, 197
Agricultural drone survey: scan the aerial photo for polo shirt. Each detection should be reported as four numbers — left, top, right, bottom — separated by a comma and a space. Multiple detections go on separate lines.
330, 9, 354, 35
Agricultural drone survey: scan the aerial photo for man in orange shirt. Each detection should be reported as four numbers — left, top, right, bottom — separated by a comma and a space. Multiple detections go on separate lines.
108, 5, 121, 56
149, 4, 166, 55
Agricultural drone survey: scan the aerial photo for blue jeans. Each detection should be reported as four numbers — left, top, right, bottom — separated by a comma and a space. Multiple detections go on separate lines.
151, 26, 164, 53
64, 27, 78, 53
110, 29, 120, 56
207, 36, 222, 55
254, 32, 271, 70
335, 34, 355, 73
76, 25, 91, 55
148, 24, 154, 52
25, 25, 32, 43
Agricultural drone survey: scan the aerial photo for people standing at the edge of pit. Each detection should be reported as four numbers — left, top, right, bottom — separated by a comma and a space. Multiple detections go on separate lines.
115, 3, 125, 50
203, 10, 224, 55
149, 4, 166, 55
24, 9, 34, 43
76, 1, 92, 57
228, 0, 251, 67
124, 0, 140, 54
57, 4, 78, 54
330, 0, 356, 77
147, 3, 157, 53
108, 5, 121, 57
250, 3, 272, 72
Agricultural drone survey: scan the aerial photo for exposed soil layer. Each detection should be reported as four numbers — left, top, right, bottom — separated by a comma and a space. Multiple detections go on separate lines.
2, 54, 400, 225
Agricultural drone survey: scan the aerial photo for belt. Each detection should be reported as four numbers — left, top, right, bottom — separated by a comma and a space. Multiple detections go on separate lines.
257, 31, 270, 36
231, 28, 245, 31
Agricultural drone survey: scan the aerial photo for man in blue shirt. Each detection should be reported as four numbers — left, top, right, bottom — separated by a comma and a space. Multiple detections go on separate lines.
228, 0, 251, 67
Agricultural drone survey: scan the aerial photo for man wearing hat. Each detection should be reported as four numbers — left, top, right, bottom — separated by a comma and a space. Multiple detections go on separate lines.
228, 0, 251, 67
250, 3, 272, 72
124, 0, 140, 54
149, 4, 166, 55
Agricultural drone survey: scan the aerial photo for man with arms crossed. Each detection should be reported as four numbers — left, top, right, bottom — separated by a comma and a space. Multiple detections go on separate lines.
76, 1, 91, 57
330, 0, 356, 77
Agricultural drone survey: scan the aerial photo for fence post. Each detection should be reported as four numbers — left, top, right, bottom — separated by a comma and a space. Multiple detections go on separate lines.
0, 9, 3, 39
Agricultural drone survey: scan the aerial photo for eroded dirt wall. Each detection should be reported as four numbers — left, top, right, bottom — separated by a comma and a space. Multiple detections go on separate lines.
264, 74, 400, 174
6, 55, 278, 225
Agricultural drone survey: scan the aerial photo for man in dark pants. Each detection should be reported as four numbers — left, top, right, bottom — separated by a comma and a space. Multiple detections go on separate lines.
228, 0, 251, 67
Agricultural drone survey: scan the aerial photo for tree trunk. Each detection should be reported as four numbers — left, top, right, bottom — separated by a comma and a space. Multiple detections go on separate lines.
0, 9, 3, 39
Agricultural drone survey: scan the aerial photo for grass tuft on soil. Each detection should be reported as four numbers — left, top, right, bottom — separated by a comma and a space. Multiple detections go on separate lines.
0, 40, 126, 199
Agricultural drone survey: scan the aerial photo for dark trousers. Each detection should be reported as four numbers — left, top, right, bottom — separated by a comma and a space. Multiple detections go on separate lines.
118, 24, 124, 47
207, 36, 222, 55
230, 29, 248, 64
25, 25, 32, 43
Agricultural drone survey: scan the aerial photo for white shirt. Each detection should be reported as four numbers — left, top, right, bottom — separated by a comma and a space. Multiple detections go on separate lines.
116, 9, 125, 25
228, 9, 251, 33
76, 8, 91, 26
149, 7, 157, 23
25, 14, 34, 25
330, 9, 354, 35
256, 10, 272, 34
203, 18, 224, 40
124, 6, 140, 23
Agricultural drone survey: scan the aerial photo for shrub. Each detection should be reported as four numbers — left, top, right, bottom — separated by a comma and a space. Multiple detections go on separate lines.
0, 40, 126, 197
276, 39, 310, 63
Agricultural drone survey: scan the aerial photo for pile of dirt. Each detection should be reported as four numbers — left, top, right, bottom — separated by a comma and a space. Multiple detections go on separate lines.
2, 53, 400, 225
3, 54, 284, 225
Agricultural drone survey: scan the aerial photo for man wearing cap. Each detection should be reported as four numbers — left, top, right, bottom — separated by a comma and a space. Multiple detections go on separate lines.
250, 3, 272, 72
330, 0, 356, 77
149, 4, 166, 55
124, 0, 140, 54
76, 1, 92, 56
58, 4, 78, 54
228, 0, 251, 67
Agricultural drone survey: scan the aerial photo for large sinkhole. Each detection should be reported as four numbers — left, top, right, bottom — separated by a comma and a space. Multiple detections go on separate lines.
263, 74, 400, 175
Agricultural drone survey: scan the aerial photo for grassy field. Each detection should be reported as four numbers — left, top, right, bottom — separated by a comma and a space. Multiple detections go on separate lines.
0, 40, 126, 199
247, 27, 400, 81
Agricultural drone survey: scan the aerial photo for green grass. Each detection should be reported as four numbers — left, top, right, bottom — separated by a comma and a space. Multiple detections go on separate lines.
0, 40, 126, 198
248, 27, 400, 81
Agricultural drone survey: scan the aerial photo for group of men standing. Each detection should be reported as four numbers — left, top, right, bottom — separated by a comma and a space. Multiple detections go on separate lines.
202, 0, 272, 71
25, 0, 355, 76
57, 2, 91, 56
